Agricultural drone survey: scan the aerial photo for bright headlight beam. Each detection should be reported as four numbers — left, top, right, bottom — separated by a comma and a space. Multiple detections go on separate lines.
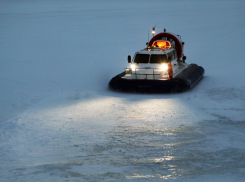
160, 63, 168, 71
131, 64, 136, 71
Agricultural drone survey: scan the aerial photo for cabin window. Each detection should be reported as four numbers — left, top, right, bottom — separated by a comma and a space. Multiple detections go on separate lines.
150, 54, 168, 63
170, 52, 173, 60
152, 40, 171, 49
168, 56, 172, 62
134, 54, 150, 63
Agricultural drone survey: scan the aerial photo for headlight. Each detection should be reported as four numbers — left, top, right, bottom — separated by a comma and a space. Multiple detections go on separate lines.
160, 63, 168, 71
130, 64, 136, 71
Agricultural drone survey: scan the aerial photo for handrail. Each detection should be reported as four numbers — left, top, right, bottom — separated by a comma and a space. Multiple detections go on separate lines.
125, 67, 162, 80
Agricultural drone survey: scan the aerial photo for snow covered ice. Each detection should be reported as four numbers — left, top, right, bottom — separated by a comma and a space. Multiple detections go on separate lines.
1, 0, 245, 181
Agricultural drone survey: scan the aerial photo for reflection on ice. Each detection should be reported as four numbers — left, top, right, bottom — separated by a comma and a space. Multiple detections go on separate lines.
127, 173, 172, 180
2, 95, 245, 181
132, 156, 174, 164
1, 91, 244, 181
98, 120, 245, 181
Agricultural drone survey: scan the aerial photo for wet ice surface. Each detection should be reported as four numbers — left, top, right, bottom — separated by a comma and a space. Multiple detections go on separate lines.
1, 90, 245, 181
1, 0, 245, 181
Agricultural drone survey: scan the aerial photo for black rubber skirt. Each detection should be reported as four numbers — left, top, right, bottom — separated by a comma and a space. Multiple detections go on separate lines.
108, 64, 205, 93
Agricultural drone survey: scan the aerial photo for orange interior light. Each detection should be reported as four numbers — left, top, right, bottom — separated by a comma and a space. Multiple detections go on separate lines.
152, 40, 171, 49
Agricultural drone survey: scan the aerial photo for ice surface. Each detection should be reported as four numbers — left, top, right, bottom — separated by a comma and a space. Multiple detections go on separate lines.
1, 0, 245, 181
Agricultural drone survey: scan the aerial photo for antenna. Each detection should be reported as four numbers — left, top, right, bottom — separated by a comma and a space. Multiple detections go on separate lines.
146, 31, 149, 47
148, 31, 149, 43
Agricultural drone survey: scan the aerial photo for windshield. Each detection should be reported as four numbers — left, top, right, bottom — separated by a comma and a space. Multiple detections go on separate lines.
134, 54, 150, 63
150, 54, 168, 63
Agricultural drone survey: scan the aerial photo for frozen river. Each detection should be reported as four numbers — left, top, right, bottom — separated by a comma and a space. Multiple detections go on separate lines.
1, 0, 245, 181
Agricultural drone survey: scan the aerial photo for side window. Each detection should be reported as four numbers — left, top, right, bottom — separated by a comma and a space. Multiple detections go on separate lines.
173, 51, 176, 59
168, 54, 172, 62
170, 52, 173, 60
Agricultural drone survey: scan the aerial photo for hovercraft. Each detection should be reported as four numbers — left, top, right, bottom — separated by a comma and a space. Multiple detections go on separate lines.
109, 28, 204, 93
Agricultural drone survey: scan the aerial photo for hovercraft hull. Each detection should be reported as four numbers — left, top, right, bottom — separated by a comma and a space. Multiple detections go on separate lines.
109, 64, 204, 93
